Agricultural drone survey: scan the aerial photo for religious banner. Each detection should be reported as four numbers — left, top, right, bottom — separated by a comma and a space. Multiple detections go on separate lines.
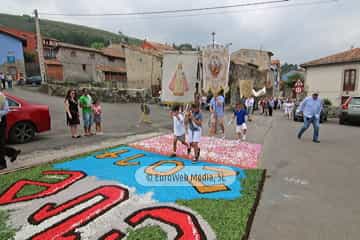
202, 46, 230, 94
239, 80, 253, 98
161, 51, 199, 103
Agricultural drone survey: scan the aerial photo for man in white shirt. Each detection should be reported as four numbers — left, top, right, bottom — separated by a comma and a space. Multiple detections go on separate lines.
297, 92, 323, 143
245, 96, 255, 118
170, 105, 190, 157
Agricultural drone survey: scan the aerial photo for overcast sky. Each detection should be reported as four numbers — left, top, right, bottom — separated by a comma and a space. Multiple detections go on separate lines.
1, 0, 359, 64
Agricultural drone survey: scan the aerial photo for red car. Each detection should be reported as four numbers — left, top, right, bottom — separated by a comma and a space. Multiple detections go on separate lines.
4, 93, 51, 144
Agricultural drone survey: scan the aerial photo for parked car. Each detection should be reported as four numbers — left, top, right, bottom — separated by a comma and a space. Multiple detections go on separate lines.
293, 102, 328, 123
339, 96, 360, 125
25, 75, 42, 85
4, 93, 51, 144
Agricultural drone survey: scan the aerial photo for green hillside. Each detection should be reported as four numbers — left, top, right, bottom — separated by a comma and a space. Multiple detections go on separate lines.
0, 13, 143, 47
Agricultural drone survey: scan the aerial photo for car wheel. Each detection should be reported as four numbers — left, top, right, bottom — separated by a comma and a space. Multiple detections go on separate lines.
339, 118, 345, 125
10, 122, 36, 144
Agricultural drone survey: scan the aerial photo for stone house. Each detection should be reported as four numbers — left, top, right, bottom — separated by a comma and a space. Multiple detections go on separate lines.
301, 48, 360, 105
231, 49, 274, 96
125, 45, 165, 97
229, 59, 264, 105
43, 39, 126, 88
0, 27, 27, 81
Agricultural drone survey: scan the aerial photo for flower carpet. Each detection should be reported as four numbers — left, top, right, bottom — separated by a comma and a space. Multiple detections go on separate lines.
130, 134, 262, 169
0, 142, 265, 240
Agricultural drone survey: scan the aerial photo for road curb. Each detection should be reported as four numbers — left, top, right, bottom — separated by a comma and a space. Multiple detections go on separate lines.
0, 132, 165, 175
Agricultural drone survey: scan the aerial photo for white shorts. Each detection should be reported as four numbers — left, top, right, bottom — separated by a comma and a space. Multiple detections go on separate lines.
236, 123, 247, 133
188, 129, 201, 143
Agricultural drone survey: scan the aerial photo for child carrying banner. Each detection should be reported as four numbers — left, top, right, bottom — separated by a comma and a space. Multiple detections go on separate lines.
170, 105, 190, 157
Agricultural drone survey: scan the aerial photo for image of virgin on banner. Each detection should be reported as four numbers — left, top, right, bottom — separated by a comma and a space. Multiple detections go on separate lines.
161, 51, 199, 103
168, 63, 190, 96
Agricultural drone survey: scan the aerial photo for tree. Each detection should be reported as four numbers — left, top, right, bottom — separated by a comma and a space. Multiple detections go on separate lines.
24, 52, 36, 63
90, 42, 105, 49
281, 62, 298, 77
285, 73, 304, 89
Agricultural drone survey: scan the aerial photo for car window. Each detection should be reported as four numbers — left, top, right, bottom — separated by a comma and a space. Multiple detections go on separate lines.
350, 98, 360, 105
7, 98, 20, 107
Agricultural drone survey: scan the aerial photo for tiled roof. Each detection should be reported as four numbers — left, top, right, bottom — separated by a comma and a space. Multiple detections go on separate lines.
96, 65, 126, 73
271, 59, 280, 65
0, 26, 28, 46
57, 42, 101, 53
102, 45, 125, 59
125, 45, 163, 57
141, 40, 175, 52
301, 48, 360, 67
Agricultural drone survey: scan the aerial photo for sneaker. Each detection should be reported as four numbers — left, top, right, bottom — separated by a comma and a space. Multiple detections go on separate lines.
170, 153, 177, 158
313, 140, 320, 143
10, 150, 21, 162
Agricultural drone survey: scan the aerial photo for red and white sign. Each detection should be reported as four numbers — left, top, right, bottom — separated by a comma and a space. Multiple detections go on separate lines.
294, 80, 304, 94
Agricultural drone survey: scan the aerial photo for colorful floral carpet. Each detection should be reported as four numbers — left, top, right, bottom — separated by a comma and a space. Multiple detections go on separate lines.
130, 134, 262, 169
0, 144, 265, 240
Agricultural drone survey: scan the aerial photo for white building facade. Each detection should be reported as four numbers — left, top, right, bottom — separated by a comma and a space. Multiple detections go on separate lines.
302, 48, 360, 106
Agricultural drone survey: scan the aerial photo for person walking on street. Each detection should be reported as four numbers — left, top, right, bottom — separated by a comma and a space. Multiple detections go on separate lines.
65, 89, 81, 138
0, 91, 20, 170
268, 98, 275, 116
6, 73, 13, 89
297, 92, 323, 143
209, 90, 225, 138
186, 104, 203, 163
0, 72, 5, 89
170, 104, 190, 158
232, 103, 248, 141
245, 96, 254, 121
79, 88, 93, 136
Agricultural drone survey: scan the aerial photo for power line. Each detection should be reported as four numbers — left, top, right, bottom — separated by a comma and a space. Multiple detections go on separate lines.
39, 0, 290, 16
99, 0, 338, 22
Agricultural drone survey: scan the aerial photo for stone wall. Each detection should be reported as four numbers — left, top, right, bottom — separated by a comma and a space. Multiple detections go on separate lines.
40, 83, 151, 103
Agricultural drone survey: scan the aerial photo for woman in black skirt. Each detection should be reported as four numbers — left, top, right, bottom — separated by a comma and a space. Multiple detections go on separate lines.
64, 89, 81, 138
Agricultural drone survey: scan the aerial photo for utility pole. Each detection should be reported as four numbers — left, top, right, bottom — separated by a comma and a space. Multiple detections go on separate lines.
34, 9, 47, 83
211, 32, 216, 48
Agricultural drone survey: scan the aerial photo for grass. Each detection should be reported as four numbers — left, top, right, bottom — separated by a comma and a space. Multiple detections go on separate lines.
177, 169, 265, 240
0, 210, 16, 240
0, 164, 59, 198
126, 226, 167, 240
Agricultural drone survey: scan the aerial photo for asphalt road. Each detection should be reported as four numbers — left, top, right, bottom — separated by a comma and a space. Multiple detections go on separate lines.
251, 116, 360, 240
4, 86, 360, 239
6, 87, 173, 154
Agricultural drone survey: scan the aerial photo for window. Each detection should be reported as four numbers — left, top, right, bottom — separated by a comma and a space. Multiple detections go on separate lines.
7, 98, 20, 107
82, 64, 86, 71
70, 51, 77, 57
343, 69, 357, 91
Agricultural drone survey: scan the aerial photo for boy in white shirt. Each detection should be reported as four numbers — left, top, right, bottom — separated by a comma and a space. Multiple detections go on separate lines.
170, 105, 190, 157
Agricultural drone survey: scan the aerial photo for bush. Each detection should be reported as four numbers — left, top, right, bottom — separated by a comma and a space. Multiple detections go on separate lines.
323, 98, 332, 106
